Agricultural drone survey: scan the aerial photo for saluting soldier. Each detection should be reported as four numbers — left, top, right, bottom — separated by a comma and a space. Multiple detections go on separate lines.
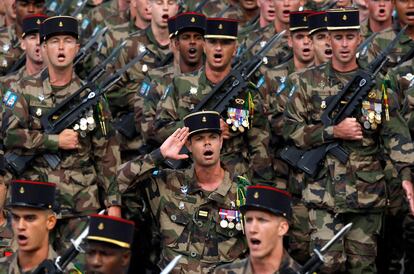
2, 15, 121, 255
0, 0, 45, 76
0, 180, 79, 273
283, 8, 414, 273
85, 214, 134, 274
215, 185, 301, 274
118, 111, 249, 273
155, 17, 274, 185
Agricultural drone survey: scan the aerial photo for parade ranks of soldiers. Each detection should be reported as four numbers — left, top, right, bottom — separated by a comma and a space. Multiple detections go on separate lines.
85, 214, 134, 274
138, 12, 206, 148
283, 8, 414, 273
215, 185, 301, 274
155, 17, 274, 184
360, 0, 394, 40
0, 0, 45, 76
118, 111, 249, 273
2, 16, 121, 256
0, 180, 79, 273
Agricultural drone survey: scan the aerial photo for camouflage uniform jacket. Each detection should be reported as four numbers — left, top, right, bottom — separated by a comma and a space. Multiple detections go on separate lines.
137, 63, 181, 145
2, 72, 121, 217
154, 68, 274, 184
0, 25, 23, 76
283, 61, 414, 213
387, 58, 414, 111
0, 213, 14, 258
117, 149, 248, 274
214, 250, 301, 274
241, 23, 291, 70
0, 245, 79, 274
0, 67, 28, 90
366, 23, 414, 72
303, 0, 334, 10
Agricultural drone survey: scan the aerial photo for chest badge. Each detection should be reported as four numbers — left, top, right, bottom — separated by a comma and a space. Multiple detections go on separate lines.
36, 108, 42, 117
189, 87, 198, 95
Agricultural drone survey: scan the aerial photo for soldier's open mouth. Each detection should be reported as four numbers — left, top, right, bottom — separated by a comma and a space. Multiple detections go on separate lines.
204, 150, 213, 156
17, 234, 28, 244
407, 12, 414, 18
58, 53, 65, 61
250, 238, 261, 245
379, 8, 385, 15
162, 14, 169, 20
189, 48, 197, 57
325, 49, 332, 56
282, 10, 290, 16
214, 53, 223, 61
268, 10, 275, 16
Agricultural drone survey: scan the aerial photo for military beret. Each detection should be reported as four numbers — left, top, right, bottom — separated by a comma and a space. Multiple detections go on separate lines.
205, 18, 238, 40
22, 14, 48, 39
8, 180, 56, 210
42, 16, 79, 41
308, 11, 328, 35
184, 111, 221, 137
327, 8, 360, 31
87, 215, 135, 249
175, 12, 206, 36
168, 15, 177, 38
289, 11, 313, 32
240, 185, 292, 220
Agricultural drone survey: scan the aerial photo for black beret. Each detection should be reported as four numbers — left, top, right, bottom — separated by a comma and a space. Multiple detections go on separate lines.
42, 16, 79, 41
184, 111, 221, 137
8, 180, 56, 210
289, 11, 314, 32
205, 18, 238, 40
22, 14, 48, 38
175, 12, 206, 36
240, 185, 292, 220
87, 215, 135, 249
168, 15, 177, 38
327, 8, 360, 31
308, 11, 328, 35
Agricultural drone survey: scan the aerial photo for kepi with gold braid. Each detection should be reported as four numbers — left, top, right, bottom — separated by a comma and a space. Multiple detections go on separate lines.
240, 185, 292, 220
8, 180, 56, 210
308, 11, 328, 35
22, 14, 48, 38
175, 12, 206, 36
205, 18, 238, 40
87, 215, 135, 249
184, 111, 221, 137
327, 8, 360, 31
289, 11, 313, 32
42, 15, 79, 41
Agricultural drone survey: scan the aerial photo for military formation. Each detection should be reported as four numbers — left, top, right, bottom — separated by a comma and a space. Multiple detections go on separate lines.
0, 0, 414, 273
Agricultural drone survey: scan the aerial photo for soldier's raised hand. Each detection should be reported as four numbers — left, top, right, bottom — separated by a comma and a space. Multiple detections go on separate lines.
160, 127, 190, 160
58, 129, 79, 150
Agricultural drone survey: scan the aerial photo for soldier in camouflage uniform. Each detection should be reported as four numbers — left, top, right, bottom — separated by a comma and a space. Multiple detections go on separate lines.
155, 18, 274, 185
85, 214, 134, 274
283, 9, 414, 273
241, 0, 304, 71
0, 180, 79, 274
0, 14, 47, 87
118, 112, 249, 273
2, 16, 121, 258
215, 185, 301, 274
0, 0, 45, 76
139, 12, 205, 148
308, 11, 332, 67
366, 0, 414, 72
360, 0, 394, 40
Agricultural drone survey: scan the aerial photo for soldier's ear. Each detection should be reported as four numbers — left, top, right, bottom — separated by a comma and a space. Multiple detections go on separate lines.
121, 250, 131, 267
277, 218, 289, 236
46, 212, 57, 231
20, 38, 26, 51
287, 35, 293, 48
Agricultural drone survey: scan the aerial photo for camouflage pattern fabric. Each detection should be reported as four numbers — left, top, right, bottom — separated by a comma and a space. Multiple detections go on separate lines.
0, 25, 23, 76
2, 72, 121, 216
0, 245, 80, 274
214, 250, 301, 274
154, 68, 275, 185
0, 67, 28, 89
118, 149, 248, 274
0, 212, 14, 258
309, 209, 382, 273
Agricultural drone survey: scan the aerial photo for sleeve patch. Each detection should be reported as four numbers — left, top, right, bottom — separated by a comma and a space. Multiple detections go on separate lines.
4, 92, 18, 109
139, 81, 151, 97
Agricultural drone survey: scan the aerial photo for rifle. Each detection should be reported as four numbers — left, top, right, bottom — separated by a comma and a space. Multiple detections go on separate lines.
70, 0, 88, 18
56, 0, 74, 15
5, 47, 147, 176
300, 223, 352, 274
356, 32, 378, 60
280, 26, 407, 178
73, 26, 108, 67
193, 0, 209, 12
160, 255, 183, 274
232, 35, 263, 68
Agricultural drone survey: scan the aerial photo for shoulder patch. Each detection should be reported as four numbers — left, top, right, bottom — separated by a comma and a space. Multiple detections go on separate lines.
4, 91, 18, 109
161, 85, 172, 101
139, 81, 152, 97
256, 76, 265, 88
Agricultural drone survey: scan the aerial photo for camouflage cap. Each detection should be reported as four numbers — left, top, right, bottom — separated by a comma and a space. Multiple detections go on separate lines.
308, 11, 328, 35
184, 111, 221, 137
42, 15, 79, 41
175, 12, 207, 36
327, 8, 360, 31
22, 14, 48, 39
240, 185, 292, 220
205, 18, 238, 40
87, 215, 135, 249
289, 11, 313, 33
8, 180, 56, 210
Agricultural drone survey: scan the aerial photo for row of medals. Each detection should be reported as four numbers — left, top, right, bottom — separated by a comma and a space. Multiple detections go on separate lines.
220, 218, 243, 231
73, 109, 97, 137
361, 99, 382, 130
226, 107, 249, 132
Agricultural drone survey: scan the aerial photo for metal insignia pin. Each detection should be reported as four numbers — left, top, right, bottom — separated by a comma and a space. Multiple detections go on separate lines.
36, 108, 42, 117
38, 94, 45, 102
180, 185, 188, 196
179, 201, 185, 210
190, 87, 198, 94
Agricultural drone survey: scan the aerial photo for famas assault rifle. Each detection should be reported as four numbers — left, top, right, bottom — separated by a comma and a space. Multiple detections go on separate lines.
280, 26, 407, 178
